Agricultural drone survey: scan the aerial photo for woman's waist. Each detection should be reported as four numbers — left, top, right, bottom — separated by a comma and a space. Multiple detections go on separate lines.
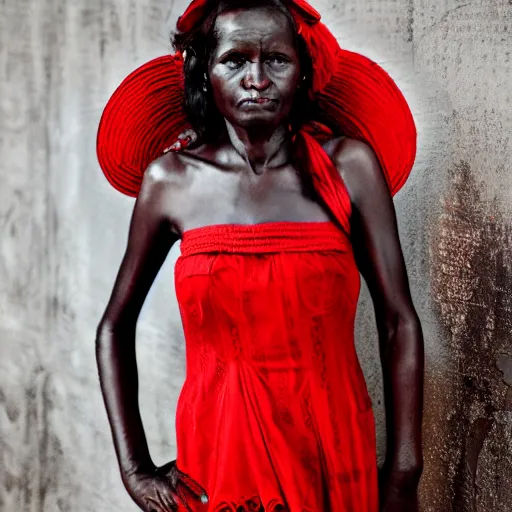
182, 336, 364, 393
181, 313, 357, 366
178, 353, 372, 425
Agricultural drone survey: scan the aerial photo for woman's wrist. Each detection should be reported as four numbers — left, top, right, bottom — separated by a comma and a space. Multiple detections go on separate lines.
120, 457, 156, 480
380, 457, 424, 489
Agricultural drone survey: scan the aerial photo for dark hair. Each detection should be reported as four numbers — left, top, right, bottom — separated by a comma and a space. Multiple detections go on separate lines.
171, 0, 314, 144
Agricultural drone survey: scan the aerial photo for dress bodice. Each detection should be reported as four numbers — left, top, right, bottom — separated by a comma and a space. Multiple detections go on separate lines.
173, 221, 377, 511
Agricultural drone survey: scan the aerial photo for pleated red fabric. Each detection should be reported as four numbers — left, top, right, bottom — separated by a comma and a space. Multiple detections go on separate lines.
175, 221, 378, 511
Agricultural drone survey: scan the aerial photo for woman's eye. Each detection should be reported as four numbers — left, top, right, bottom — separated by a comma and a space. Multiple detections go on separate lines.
224, 56, 245, 68
268, 55, 288, 67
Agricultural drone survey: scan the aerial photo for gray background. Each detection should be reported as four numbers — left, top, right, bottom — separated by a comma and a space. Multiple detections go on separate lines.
1, 0, 511, 510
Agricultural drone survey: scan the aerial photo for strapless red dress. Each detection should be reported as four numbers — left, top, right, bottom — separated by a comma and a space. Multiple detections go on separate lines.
174, 220, 378, 512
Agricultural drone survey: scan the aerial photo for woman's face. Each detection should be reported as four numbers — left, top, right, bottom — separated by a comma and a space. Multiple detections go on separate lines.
208, 7, 301, 130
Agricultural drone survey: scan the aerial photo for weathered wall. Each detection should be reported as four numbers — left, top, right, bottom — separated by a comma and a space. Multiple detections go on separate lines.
1, 0, 510, 510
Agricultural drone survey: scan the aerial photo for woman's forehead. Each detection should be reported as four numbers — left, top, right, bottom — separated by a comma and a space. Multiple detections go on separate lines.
214, 9, 295, 51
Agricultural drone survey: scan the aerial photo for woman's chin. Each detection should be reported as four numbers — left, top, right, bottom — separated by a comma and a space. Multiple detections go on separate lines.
233, 111, 284, 129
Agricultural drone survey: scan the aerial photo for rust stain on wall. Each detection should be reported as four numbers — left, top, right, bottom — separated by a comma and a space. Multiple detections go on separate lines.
429, 161, 512, 511
496, 353, 512, 387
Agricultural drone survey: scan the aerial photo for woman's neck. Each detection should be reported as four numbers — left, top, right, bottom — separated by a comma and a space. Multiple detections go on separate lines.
224, 121, 292, 175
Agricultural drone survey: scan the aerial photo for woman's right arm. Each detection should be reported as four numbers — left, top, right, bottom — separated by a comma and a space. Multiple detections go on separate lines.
95, 162, 208, 510
96, 161, 177, 473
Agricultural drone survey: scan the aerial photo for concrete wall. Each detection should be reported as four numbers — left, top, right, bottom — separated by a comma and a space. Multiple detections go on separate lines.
1, 0, 511, 510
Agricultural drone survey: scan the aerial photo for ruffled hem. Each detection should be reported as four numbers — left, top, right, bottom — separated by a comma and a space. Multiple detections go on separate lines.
212, 495, 287, 512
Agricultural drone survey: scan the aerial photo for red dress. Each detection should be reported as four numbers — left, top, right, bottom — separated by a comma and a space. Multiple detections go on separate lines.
174, 220, 379, 512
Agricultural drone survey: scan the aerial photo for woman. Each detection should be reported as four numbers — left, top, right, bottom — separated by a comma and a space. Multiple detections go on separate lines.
96, 0, 424, 511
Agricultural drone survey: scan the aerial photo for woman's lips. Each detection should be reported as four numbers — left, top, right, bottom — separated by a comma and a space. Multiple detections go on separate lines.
241, 97, 274, 104
239, 97, 277, 107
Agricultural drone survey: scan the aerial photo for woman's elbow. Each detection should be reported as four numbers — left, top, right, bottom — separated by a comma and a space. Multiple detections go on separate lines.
96, 316, 116, 344
95, 317, 133, 361
96, 309, 137, 340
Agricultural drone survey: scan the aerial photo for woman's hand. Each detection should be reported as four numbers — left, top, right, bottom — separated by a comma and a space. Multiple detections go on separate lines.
378, 465, 422, 512
123, 460, 209, 512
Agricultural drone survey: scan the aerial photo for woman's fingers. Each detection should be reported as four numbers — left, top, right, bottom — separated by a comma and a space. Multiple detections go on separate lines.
143, 482, 179, 512
156, 461, 208, 509
176, 469, 209, 504
156, 487, 178, 512
156, 474, 197, 512
174, 485, 194, 512
144, 494, 166, 512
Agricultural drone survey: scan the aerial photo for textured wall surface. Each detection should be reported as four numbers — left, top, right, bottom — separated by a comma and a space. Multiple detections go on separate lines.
1, 0, 511, 511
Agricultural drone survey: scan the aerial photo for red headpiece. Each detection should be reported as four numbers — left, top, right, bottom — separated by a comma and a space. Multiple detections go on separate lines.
97, 0, 416, 235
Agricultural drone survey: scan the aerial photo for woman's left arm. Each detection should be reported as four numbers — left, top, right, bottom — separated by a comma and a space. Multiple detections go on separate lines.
333, 139, 425, 493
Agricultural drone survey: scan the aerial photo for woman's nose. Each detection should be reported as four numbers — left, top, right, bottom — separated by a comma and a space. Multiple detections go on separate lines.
243, 62, 270, 90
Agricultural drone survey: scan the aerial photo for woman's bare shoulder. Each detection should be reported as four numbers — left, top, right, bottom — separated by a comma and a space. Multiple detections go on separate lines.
323, 135, 388, 207
147, 150, 190, 186
142, 142, 225, 233
132, 151, 195, 235
144, 143, 215, 193
322, 135, 376, 167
